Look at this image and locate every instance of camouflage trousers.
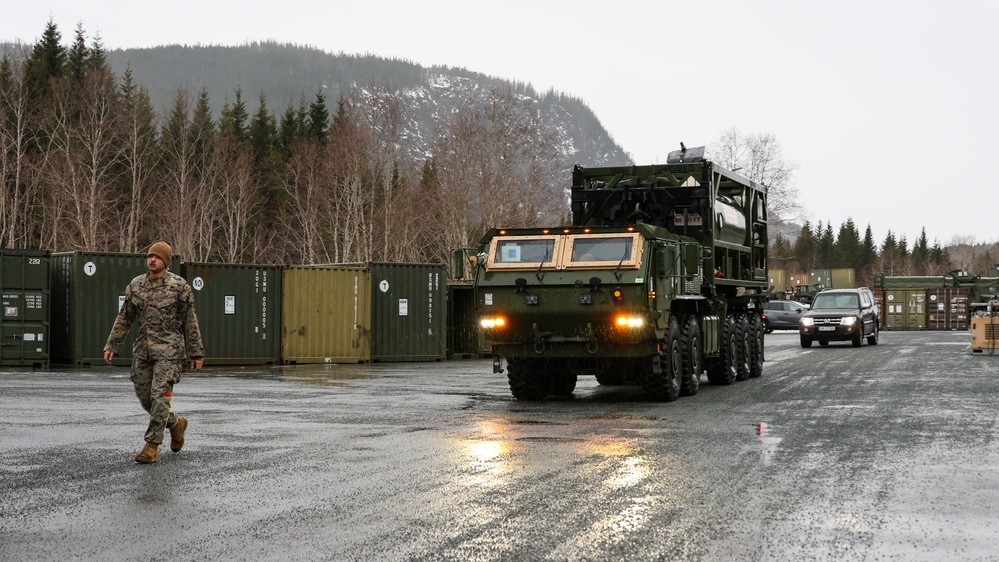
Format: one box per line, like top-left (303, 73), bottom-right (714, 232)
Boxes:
top-left (130, 357), bottom-right (183, 444)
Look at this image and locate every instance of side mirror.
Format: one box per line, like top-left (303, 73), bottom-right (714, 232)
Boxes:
top-left (684, 244), bottom-right (700, 277)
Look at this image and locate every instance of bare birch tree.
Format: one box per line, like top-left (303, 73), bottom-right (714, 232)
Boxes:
top-left (710, 128), bottom-right (801, 225)
top-left (116, 66), bottom-right (159, 251)
top-left (0, 49), bottom-right (39, 248)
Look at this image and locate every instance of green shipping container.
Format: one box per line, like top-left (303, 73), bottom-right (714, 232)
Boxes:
top-left (50, 252), bottom-right (147, 366)
top-left (768, 269), bottom-right (787, 294)
top-left (810, 269), bottom-right (832, 290)
top-left (369, 263), bottom-right (446, 362)
top-left (884, 289), bottom-right (927, 331)
top-left (181, 263), bottom-right (282, 365)
top-left (282, 265), bottom-right (372, 364)
top-left (830, 268), bottom-right (856, 289)
top-left (1, 249), bottom-right (50, 367)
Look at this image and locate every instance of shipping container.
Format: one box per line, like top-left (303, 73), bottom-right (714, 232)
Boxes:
top-left (884, 288), bottom-right (926, 330)
top-left (788, 273), bottom-right (810, 290)
top-left (830, 268), bottom-right (857, 289)
top-left (768, 269), bottom-right (787, 294)
top-left (181, 262), bottom-right (282, 365)
top-left (281, 265), bottom-right (372, 364)
top-left (810, 269), bottom-right (832, 290)
top-left (368, 263), bottom-right (446, 362)
top-left (1, 249), bottom-right (51, 367)
top-left (926, 287), bottom-right (969, 331)
top-left (2, 249), bottom-right (50, 290)
top-left (50, 252), bottom-right (147, 365)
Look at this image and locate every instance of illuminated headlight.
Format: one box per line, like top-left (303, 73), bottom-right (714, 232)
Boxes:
top-left (480, 316), bottom-right (506, 329)
top-left (800, 317), bottom-right (814, 327)
top-left (841, 316), bottom-right (857, 327)
top-left (615, 316), bottom-right (644, 328)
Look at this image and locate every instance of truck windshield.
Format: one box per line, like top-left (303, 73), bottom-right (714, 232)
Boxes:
top-left (570, 237), bottom-right (633, 263)
top-left (494, 239), bottom-right (555, 264)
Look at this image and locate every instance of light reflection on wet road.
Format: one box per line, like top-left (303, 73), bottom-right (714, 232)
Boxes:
top-left (2, 330), bottom-right (996, 560)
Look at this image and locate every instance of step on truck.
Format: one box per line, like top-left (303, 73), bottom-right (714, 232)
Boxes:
top-left (453, 145), bottom-right (769, 400)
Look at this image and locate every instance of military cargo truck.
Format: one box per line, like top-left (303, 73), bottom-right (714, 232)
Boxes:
top-left (453, 145), bottom-right (769, 400)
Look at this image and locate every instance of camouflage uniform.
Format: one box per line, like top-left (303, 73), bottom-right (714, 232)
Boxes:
top-left (104, 271), bottom-right (204, 445)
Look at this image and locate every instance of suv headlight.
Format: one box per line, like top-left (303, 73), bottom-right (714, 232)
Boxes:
top-left (800, 317), bottom-right (814, 327)
top-left (841, 316), bottom-right (857, 327)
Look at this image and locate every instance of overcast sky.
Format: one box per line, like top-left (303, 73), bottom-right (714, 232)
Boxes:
top-left (4, 0), bottom-right (996, 246)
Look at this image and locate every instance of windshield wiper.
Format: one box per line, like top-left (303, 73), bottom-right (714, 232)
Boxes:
top-left (536, 245), bottom-right (550, 282)
top-left (613, 248), bottom-right (628, 281)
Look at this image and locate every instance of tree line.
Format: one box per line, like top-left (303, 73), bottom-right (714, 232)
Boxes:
top-left (1, 21), bottom-right (564, 268)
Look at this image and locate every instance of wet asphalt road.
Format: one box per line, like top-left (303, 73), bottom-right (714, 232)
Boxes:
top-left (2, 330), bottom-right (997, 561)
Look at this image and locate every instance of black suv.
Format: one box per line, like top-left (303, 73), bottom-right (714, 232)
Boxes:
top-left (799, 288), bottom-right (879, 348)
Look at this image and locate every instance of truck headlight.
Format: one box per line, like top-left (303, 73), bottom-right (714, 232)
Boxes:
top-left (615, 316), bottom-right (644, 328)
top-left (841, 316), bottom-right (857, 327)
top-left (480, 316), bottom-right (506, 329)
top-left (800, 317), bottom-right (814, 327)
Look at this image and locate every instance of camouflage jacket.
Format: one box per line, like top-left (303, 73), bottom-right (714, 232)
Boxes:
top-left (104, 271), bottom-right (205, 361)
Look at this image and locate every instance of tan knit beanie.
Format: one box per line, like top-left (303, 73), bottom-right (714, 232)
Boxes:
top-left (147, 241), bottom-right (173, 266)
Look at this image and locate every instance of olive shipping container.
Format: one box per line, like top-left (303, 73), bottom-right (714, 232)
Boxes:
top-left (768, 269), bottom-right (787, 293)
top-left (50, 252), bottom-right (147, 366)
top-left (810, 269), bottom-right (832, 289)
top-left (281, 265), bottom-right (371, 364)
top-left (181, 263), bottom-right (281, 365)
top-left (1, 249), bottom-right (50, 367)
top-left (884, 289), bottom-right (926, 331)
top-left (281, 263), bottom-right (446, 364)
top-left (788, 273), bottom-right (810, 290)
top-left (830, 268), bottom-right (857, 289)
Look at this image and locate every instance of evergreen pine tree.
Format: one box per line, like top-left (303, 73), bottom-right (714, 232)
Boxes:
top-left (834, 218), bottom-right (862, 269)
top-left (307, 89), bottom-right (329, 143)
top-left (67, 24), bottom-right (88, 85)
top-left (24, 19), bottom-right (66, 107)
top-left (793, 221), bottom-right (816, 271)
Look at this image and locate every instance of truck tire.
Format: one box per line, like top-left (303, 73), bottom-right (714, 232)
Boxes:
top-left (707, 315), bottom-right (739, 385)
top-left (735, 314), bottom-right (752, 381)
top-left (800, 335), bottom-right (812, 348)
top-left (507, 358), bottom-right (547, 400)
top-left (679, 315), bottom-right (702, 396)
top-left (642, 318), bottom-right (682, 401)
top-left (748, 313), bottom-right (764, 378)
top-left (549, 371), bottom-right (577, 396)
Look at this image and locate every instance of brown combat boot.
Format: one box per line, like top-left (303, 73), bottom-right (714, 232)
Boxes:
top-left (135, 442), bottom-right (158, 464)
top-left (170, 416), bottom-right (188, 452)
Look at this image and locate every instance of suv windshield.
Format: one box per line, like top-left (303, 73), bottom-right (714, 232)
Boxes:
top-left (811, 293), bottom-right (859, 310)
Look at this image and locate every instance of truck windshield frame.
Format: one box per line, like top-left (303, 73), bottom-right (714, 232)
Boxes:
top-left (563, 233), bottom-right (643, 270)
top-left (486, 235), bottom-right (561, 271)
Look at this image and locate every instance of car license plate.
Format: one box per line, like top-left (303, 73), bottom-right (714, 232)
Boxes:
top-left (818, 326), bottom-right (836, 331)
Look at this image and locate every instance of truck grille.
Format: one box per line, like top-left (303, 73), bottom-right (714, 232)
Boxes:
top-left (813, 318), bottom-right (841, 326)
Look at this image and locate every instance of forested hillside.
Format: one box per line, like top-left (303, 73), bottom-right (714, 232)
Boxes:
top-left (0, 22), bottom-right (627, 270)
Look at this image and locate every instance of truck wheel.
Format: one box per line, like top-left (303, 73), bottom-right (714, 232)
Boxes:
top-left (800, 335), bottom-right (812, 348)
top-left (549, 371), bottom-right (577, 396)
top-left (748, 314), bottom-right (764, 379)
top-left (507, 358), bottom-right (547, 400)
top-left (852, 330), bottom-right (863, 347)
top-left (642, 318), bottom-right (682, 401)
top-left (707, 315), bottom-right (738, 385)
top-left (679, 315), bottom-right (702, 396)
top-left (734, 314), bottom-right (752, 381)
